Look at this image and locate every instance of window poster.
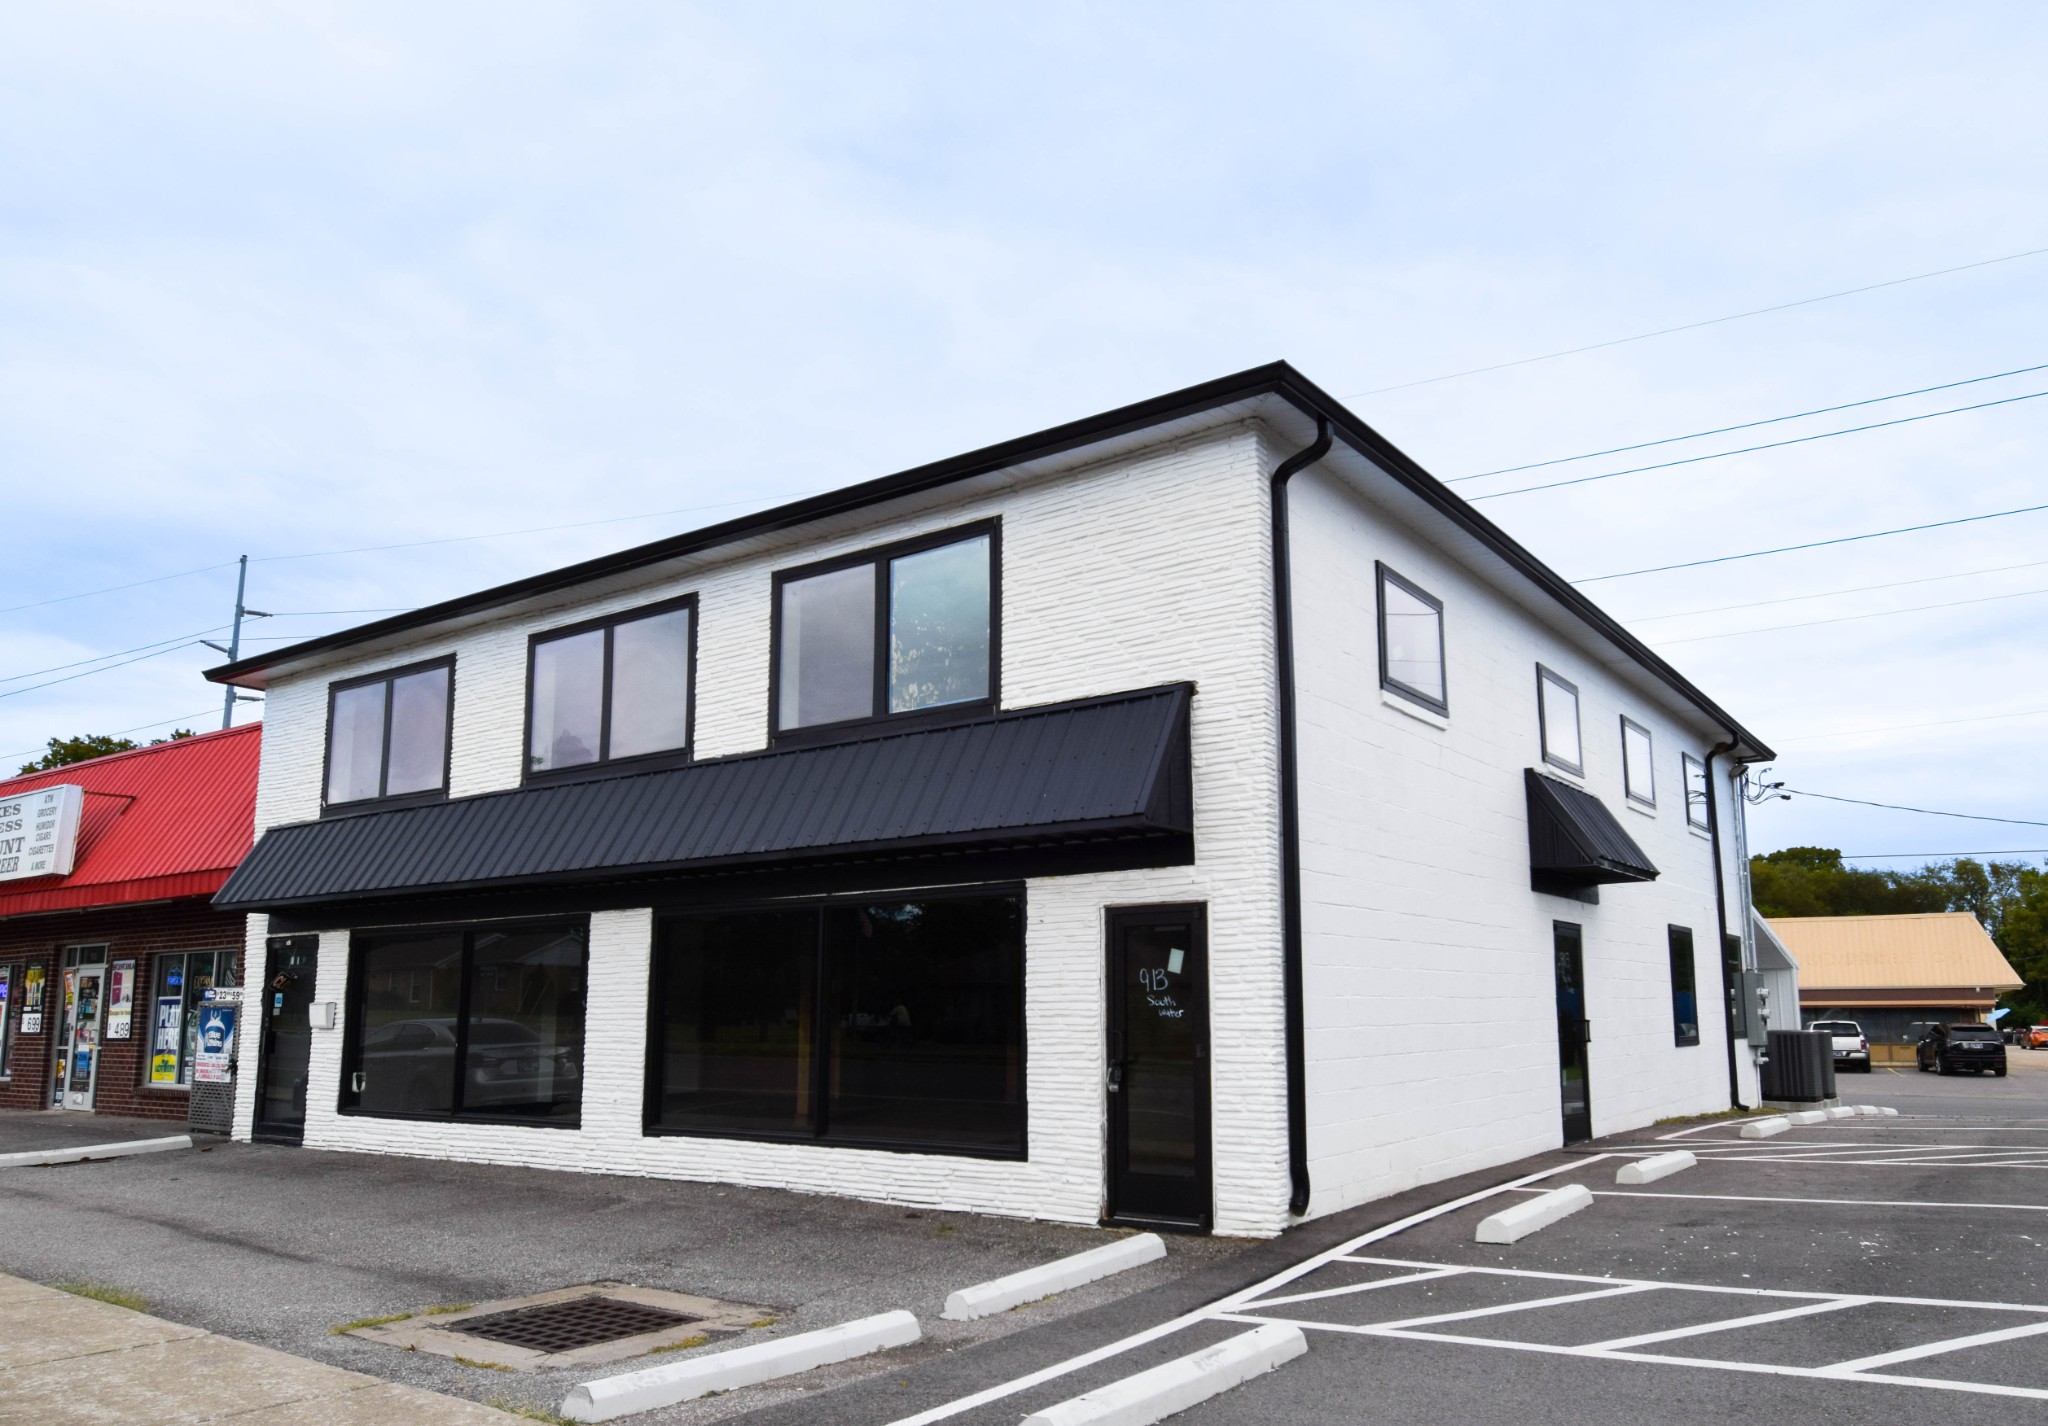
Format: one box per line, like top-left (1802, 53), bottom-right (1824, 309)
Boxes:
top-left (106, 959), bottom-right (135, 1040)
top-left (193, 1004), bottom-right (236, 1084)
top-left (21, 964), bottom-right (43, 1035)
top-left (150, 995), bottom-right (183, 1084)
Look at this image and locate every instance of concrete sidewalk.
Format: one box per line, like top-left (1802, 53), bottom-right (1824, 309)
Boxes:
top-left (0, 1110), bottom-right (207, 1156)
top-left (0, 1274), bottom-right (519, 1425)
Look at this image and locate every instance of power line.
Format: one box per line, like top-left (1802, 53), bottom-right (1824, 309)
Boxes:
top-left (1772, 706), bottom-right (2048, 744)
top-left (0, 706), bottom-right (225, 766)
top-left (1624, 557), bottom-right (2048, 624)
top-left (1453, 361), bottom-right (2048, 481)
top-left (1785, 787), bottom-right (2048, 828)
top-left (1343, 242), bottom-right (2048, 398)
top-left (0, 561), bottom-right (237, 618)
top-left (1468, 388), bottom-right (2048, 502)
top-left (1578, 501), bottom-right (2048, 583)
top-left (0, 641), bottom-right (219, 701)
top-left (0, 626), bottom-right (232, 687)
top-left (1650, 583), bottom-right (2048, 646)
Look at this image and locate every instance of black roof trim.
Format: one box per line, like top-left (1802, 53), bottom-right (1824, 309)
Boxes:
top-left (204, 361), bottom-right (1769, 758)
top-left (1525, 768), bottom-right (1660, 886)
top-left (214, 684), bottom-right (1193, 912)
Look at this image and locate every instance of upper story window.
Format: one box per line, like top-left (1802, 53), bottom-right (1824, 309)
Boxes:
top-left (773, 523), bottom-right (996, 736)
top-left (1683, 753), bottom-right (1711, 830)
top-left (325, 659), bottom-right (453, 807)
top-left (1621, 717), bottom-right (1655, 807)
top-left (1536, 665), bottom-right (1581, 775)
top-left (527, 597), bottom-right (695, 776)
top-left (1376, 563), bottom-right (1446, 714)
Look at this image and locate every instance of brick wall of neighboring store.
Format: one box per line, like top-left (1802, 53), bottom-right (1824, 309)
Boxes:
top-left (0, 900), bottom-right (247, 1119)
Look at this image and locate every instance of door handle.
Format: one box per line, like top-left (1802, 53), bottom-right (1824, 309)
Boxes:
top-left (1582, 1019), bottom-right (1592, 1044)
top-left (1106, 1064), bottom-right (1123, 1094)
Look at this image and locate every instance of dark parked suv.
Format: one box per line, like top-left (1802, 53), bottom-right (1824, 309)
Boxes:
top-left (1917, 1022), bottom-right (2009, 1077)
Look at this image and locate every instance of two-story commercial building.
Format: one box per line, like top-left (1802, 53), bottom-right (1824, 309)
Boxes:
top-left (208, 364), bottom-right (1771, 1236)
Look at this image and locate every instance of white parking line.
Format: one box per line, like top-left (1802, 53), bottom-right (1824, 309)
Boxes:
top-left (1507, 1186), bottom-right (2048, 1214)
top-left (1247, 1267), bottom-right (1462, 1311)
top-left (1371, 1284), bottom-right (1654, 1332)
top-left (1824, 1319), bottom-right (2048, 1375)
top-left (1582, 1297), bottom-right (1865, 1351)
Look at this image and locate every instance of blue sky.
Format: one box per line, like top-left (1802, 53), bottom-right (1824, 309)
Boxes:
top-left (4, 3), bottom-right (2045, 866)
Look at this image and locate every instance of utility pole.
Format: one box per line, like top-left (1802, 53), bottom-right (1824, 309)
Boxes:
top-left (204, 556), bottom-right (269, 730)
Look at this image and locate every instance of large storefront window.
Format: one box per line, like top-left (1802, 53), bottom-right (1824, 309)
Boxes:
top-left (651, 893), bottom-right (1024, 1156)
top-left (149, 950), bottom-right (239, 1088)
top-left (343, 921), bottom-right (587, 1125)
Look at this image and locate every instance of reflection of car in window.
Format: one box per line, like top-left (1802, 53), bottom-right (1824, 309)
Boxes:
top-left (359, 1017), bottom-right (580, 1113)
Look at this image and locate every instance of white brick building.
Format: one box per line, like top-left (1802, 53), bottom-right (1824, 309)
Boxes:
top-left (211, 365), bottom-right (1772, 1236)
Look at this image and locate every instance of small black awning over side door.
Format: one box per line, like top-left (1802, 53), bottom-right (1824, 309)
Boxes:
top-left (1526, 768), bottom-right (1658, 903)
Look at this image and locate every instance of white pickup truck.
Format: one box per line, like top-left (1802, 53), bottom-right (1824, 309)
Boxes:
top-left (1808, 1019), bottom-right (1870, 1073)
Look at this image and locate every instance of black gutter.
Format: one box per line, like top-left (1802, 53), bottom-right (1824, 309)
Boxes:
top-left (1271, 416), bottom-right (1331, 1218)
top-left (1703, 739), bottom-right (1747, 1111)
top-left (196, 363), bottom-right (1771, 759)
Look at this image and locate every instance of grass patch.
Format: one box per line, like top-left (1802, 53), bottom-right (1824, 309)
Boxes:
top-left (455, 1355), bottom-right (513, 1372)
top-left (748, 1317), bottom-right (777, 1329)
top-left (329, 1312), bottom-right (413, 1335)
top-left (646, 1333), bottom-right (710, 1356)
top-left (1652, 1106), bottom-right (1765, 1126)
top-left (486, 1397), bottom-right (575, 1424)
top-left (424, 1302), bottom-right (473, 1315)
top-left (54, 1282), bottom-right (151, 1313)
top-left (932, 1223), bottom-right (957, 1237)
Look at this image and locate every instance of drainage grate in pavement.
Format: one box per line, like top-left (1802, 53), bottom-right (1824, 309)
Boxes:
top-left (454, 1296), bottom-right (700, 1354)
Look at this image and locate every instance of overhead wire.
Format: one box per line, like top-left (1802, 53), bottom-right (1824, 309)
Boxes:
top-left (1784, 788), bottom-right (2048, 828)
top-left (1452, 360), bottom-right (2048, 481)
top-left (0, 626), bottom-right (232, 687)
top-left (1838, 850), bottom-right (2048, 860)
top-left (0, 641), bottom-right (224, 701)
top-left (1469, 387), bottom-right (2048, 501)
top-left (1578, 501), bottom-right (2048, 582)
top-left (1649, 583), bottom-right (2048, 646)
top-left (1622, 557), bottom-right (2048, 624)
top-left (1343, 242), bottom-right (2048, 398)
top-left (1771, 706), bottom-right (2048, 744)
top-left (0, 707), bottom-right (224, 767)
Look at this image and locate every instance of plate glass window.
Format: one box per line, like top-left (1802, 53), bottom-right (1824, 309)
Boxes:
top-left (652, 893), bottom-right (1024, 1156)
top-left (528, 601), bottom-right (693, 774)
top-left (1667, 927), bottom-right (1699, 1046)
top-left (1376, 565), bottom-right (1446, 713)
top-left (149, 950), bottom-right (239, 1088)
top-left (325, 663), bottom-right (451, 805)
top-left (1621, 718), bottom-right (1655, 806)
top-left (0, 964), bottom-right (12, 1076)
top-left (344, 921), bottom-right (586, 1125)
top-left (776, 529), bottom-right (992, 733)
top-left (1537, 666), bottom-right (1582, 774)
top-left (1683, 754), bottom-right (1711, 830)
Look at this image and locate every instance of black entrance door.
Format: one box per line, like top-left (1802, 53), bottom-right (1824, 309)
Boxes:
top-left (254, 934), bottom-right (317, 1144)
top-left (1106, 906), bottom-right (1210, 1231)
top-left (1554, 921), bottom-right (1591, 1143)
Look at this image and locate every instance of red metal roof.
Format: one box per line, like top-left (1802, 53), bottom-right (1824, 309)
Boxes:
top-left (0, 724), bottom-right (259, 918)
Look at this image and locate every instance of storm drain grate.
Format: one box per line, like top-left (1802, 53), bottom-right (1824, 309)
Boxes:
top-left (453, 1297), bottom-right (700, 1354)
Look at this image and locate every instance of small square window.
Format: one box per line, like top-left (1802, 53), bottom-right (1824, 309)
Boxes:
top-left (1683, 753), bottom-right (1711, 831)
top-left (1621, 717), bottom-right (1655, 807)
top-left (1537, 666), bottom-right (1582, 774)
top-left (527, 598), bottom-right (695, 776)
top-left (324, 660), bottom-right (453, 807)
top-left (1376, 564), bottom-right (1447, 714)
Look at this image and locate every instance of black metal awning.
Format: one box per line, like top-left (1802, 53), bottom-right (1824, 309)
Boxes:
top-left (216, 685), bottom-right (1192, 913)
top-left (1525, 768), bottom-right (1658, 900)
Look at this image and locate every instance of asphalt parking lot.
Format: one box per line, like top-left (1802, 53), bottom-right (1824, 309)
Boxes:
top-left (768, 1055), bottom-right (2048, 1426)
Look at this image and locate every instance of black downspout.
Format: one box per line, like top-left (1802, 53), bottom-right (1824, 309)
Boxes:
top-left (1272, 416), bottom-right (1332, 1217)
top-left (1703, 739), bottom-right (1747, 1111)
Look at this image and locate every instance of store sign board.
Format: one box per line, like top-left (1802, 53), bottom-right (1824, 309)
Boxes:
top-left (193, 1005), bottom-right (236, 1084)
top-left (0, 784), bottom-right (85, 881)
top-left (106, 959), bottom-right (135, 1040)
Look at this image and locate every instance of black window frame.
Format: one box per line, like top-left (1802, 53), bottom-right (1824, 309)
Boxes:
top-left (1620, 716), bottom-right (1656, 808)
top-left (644, 883), bottom-right (1027, 1160)
top-left (1375, 562), bottom-right (1448, 716)
top-left (1536, 664), bottom-right (1583, 776)
top-left (338, 915), bottom-right (590, 1130)
top-left (1667, 926), bottom-right (1700, 1047)
top-left (320, 655), bottom-right (456, 815)
top-left (767, 519), bottom-right (1001, 745)
top-left (1683, 752), bottom-right (1711, 831)
top-left (522, 593), bottom-right (699, 785)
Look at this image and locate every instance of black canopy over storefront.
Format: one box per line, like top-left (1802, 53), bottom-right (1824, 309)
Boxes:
top-left (1525, 767), bottom-right (1658, 903)
top-left (217, 684), bottom-right (1194, 920)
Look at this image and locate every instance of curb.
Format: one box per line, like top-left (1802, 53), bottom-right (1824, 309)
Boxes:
top-left (1475, 1184), bottom-right (1592, 1244)
top-left (0, 1135), bottom-right (193, 1169)
top-left (1020, 1322), bottom-right (1307, 1426)
top-left (1616, 1150), bottom-right (1696, 1185)
top-left (1739, 1117), bottom-right (1789, 1139)
top-left (560, 1310), bottom-right (921, 1422)
top-left (944, 1235), bottom-right (1167, 1321)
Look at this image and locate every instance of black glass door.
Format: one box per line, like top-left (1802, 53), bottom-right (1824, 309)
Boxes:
top-left (1554, 921), bottom-right (1591, 1144)
top-left (1106, 906), bottom-right (1210, 1230)
top-left (255, 935), bottom-right (317, 1144)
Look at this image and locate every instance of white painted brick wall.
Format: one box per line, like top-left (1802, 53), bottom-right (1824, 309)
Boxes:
top-left (1287, 461), bottom-right (1756, 1216)
top-left (232, 421), bottom-right (1294, 1234)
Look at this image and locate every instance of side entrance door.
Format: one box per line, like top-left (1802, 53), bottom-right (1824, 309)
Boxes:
top-left (1554, 921), bottom-right (1592, 1143)
top-left (254, 935), bottom-right (318, 1144)
top-left (1106, 905), bottom-right (1211, 1231)
top-left (53, 956), bottom-right (107, 1111)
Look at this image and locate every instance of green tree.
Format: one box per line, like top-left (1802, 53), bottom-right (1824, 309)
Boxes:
top-left (18, 733), bottom-right (138, 775)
